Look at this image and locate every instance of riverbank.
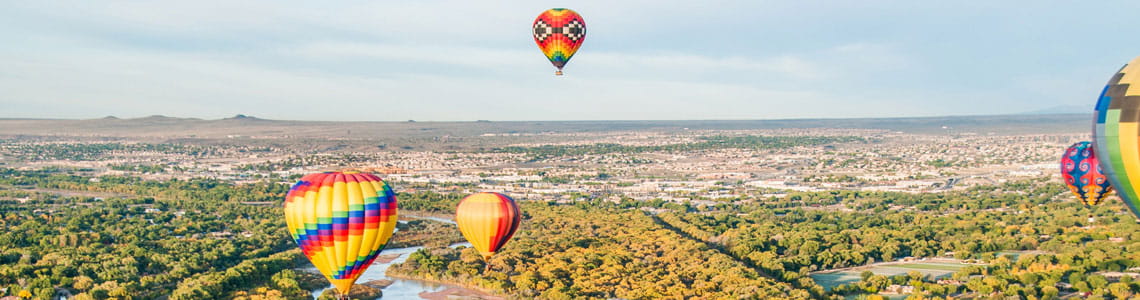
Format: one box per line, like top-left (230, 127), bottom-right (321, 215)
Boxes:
top-left (387, 213), bottom-right (465, 249)
top-left (402, 212), bottom-right (456, 222)
top-left (302, 212), bottom-right (473, 298)
top-left (385, 273), bottom-right (505, 300)
top-left (306, 242), bottom-right (479, 299)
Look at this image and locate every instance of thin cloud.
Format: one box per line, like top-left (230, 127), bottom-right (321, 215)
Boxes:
top-left (2, 1), bottom-right (1139, 120)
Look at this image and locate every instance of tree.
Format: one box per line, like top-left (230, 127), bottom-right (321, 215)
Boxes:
top-left (1107, 282), bottom-right (1133, 299)
top-left (73, 275), bottom-right (94, 291)
top-left (1088, 275), bottom-right (1109, 290)
top-left (1018, 272), bottom-right (1039, 286)
top-left (1040, 286), bottom-right (1059, 300)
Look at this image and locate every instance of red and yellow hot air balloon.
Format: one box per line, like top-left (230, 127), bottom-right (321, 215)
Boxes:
top-left (533, 8), bottom-right (586, 75)
top-left (284, 172), bottom-right (398, 298)
top-left (455, 192), bottom-right (521, 261)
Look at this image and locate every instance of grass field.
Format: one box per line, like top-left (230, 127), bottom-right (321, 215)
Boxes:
top-left (811, 262), bottom-right (968, 289)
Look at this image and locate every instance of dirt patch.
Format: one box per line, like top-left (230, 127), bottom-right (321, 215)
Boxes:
top-left (373, 253), bottom-right (402, 264)
top-left (418, 287), bottom-right (503, 300)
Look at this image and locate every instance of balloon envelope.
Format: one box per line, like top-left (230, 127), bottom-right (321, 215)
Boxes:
top-left (533, 8), bottom-right (586, 75)
top-left (1094, 55), bottom-right (1140, 217)
top-left (284, 172), bottom-right (398, 294)
top-left (1061, 141), bottom-right (1112, 205)
top-left (455, 192), bottom-right (521, 259)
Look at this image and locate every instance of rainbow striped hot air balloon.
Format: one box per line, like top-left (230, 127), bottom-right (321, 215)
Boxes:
top-left (1094, 55), bottom-right (1140, 218)
top-left (455, 192), bottom-right (521, 261)
top-left (533, 8), bottom-right (586, 75)
top-left (284, 172), bottom-right (398, 297)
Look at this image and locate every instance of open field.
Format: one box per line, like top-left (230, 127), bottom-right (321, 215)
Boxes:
top-left (812, 261), bottom-right (970, 289)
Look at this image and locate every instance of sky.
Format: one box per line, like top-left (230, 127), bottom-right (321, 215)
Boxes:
top-left (2, 1), bottom-right (1139, 121)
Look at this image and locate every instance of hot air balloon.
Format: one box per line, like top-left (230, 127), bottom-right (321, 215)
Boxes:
top-left (1061, 141), bottom-right (1112, 205)
top-left (533, 8), bottom-right (586, 75)
top-left (1094, 55), bottom-right (1140, 218)
top-left (455, 192), bottom-right (521, 264)
top-left (284, 172), bottom-right (398, 298)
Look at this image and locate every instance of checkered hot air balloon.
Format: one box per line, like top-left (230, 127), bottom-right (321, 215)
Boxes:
top-left (455, 192), bottom-right (521, 263)
top-left (1061, 141), bottom-right (1113, 206)
top-left (284, 172), bottom-right (398, 297)
top-left (533, 8), bottom-right (586, 75)
top-left (1094, 55), bottom-right (1140, 218)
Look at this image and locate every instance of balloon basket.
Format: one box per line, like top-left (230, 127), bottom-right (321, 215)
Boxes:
top-left (555, 70), bottom-right (563, 76)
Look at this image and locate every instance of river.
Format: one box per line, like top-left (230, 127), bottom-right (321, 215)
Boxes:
top-left (305, 243), bottom-right (472, 299)
top-left (403, 215), bottom-right (456, 224)
top-left (307, 215), bottom-right (471, 299)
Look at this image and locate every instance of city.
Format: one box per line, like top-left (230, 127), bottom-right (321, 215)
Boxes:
top-left (2, 114), bottom-right (1132, 299)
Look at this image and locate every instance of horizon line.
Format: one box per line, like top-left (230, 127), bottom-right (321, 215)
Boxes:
top-left (0, 112), bottom-right (1090, 123)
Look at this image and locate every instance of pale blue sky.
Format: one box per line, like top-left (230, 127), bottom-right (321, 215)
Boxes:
top-left (2, 1), bottom-right (1138, 121)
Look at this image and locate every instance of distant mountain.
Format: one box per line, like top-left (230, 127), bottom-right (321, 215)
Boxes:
top-left (1020, 105), bottom-right (1091, 115)
top-left (226, 114), bottom-right (261, 120)
top-left (137, 115), bottom-right (172, 120)
top-left (131, 115), bottom-right (202, 121)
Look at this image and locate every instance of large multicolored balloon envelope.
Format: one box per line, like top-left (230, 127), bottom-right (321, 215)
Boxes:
top-left (284, 172), bottom-right (398, 296)
top-left (1094, 55), bottom-right (1140, 218)
top-left (455, 192), bottom-right (521, 260)
top-left (533, 8), bottom-right (586, 75)
top-left (1061, 141), bottom-right (1113, 205)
